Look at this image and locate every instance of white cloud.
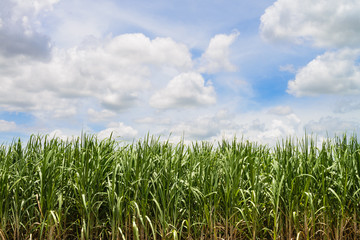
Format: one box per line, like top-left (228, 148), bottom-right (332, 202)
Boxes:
top-left (0, 33), bottom-right (193, 114)
top-left (0, 120), bottom-right (17, 132)
top-left (87, 108), bottom-right (117, 123)
top-left (261, 0), bottom-right (360, 98)
top-left (97, 122), bottom-right (138, 140)
top-left (268, 106), bottom-right (293, 115)
top-left (258, 113), bottom-right (301, 142)
top-left (333, 97), bottom-right (360, 113)
top-left (170, 109), bottom-right (237, 140)
top-left (0, 0), bottom-right (59, 59)
top-left (135, 117), bottom-right (171, 125)
top-left (304, 116), bottom-right (360, 136)
top-left (103, 33), bottom-right (192, 70)
top-left (260, 0), bottom-right (360, 48)
top-left (203, 110), bottom-right (304, 146)
top-left (176, 112), bottom-right (302, 146)
top-left (171, 118), bottom-right (219, 140)
top-left (150, 72), bottom-right (216, 109)
top-left (198, 32), bottom-right (239, 73)
top-left (287, 49), bottom-right (360, 96)
top-left (48, 129), bottom-right (78, 141)
top-left (259, 120), bottom-right (289, 140)
top-left (52, 106), bottom-right (77, 119)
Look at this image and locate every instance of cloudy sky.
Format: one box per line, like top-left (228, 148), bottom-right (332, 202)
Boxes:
top-left (1, 0), bottom-right (360, 144)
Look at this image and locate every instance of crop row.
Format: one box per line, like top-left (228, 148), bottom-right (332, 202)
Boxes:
top-left (0, 134), bottom-right (359, 239)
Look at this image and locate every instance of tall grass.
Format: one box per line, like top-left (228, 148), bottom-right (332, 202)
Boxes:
top-left (0, 133), bottom-right (359, 239)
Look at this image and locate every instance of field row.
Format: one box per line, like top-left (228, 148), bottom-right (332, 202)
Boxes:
top-left (0, 134), bottom-right (359, 239)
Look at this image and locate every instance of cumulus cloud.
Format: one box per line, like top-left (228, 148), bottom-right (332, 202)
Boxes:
top-left (170, 110), bottom-right (235, 140)
top-left (167, 110), bottom-right (303, 145)
top-left (0, 0), bottom-right (59, 59)
top-left (201, 112), bottom-right (303, 145)
top-left (258, 113), bottom-right (301, 141)
top-left (87, 108), bottom-right (117, 123)
top-left (0, 29), bottom-right (51, 59)
top-left (0, 120), bottom-right (17, 132)
top-left (260, 0), bottom-right (360, 48)
top-left (171, 118), bottom-right (219, 140)
top-left (1, 0), bottom-right (244, 141)
top-left (150, 72), bottom-right (216, 109)
top-left (304, 116), bottom-right (360, 136)
top-left (261, 0), bottom-right (360, 97)
top-left (0, 33), bottom-right (193, 114)
top-left (97, 122), bottom-right (138, 140)
top-left (48, 129), bottom-right (79, 141)
top-left (198, 31), bottom-right (239, 73)
top-left (1, 2), bottom-right (236, 119)
top-left (287, 49), bottom-right (360, 96)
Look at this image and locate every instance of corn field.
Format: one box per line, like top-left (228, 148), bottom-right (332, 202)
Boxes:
top-left (0, 134), bottom-right (359, 239)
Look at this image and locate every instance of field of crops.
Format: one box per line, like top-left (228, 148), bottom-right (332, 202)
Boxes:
top-left (0, 134), bottom-right (359, 239)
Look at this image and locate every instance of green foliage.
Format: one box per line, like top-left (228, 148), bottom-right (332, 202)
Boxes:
top-left (0, 133), bottom-right (359, 239)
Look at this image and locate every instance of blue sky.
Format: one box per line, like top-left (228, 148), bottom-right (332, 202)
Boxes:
top-left (1, 0), bottom-right (360, 144)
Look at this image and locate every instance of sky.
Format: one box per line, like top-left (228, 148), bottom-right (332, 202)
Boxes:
top-left (1, 0), bottom-right (360, 145)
